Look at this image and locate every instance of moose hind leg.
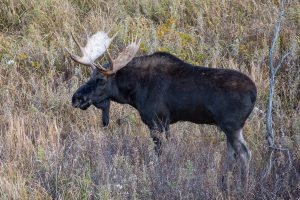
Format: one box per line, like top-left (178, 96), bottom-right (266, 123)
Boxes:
top-left (227, 129), bottom-right (251, 190)
top-left (222, 141), bottom-right (237, 193)
top-left (237, 129), bottom-right (251, 188)
top-left (148, 118), bottom-right (169, 156)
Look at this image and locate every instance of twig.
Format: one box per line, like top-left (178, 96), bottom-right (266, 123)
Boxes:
top-left (274, 52), bottom-right (291, 74)
top-left (260, 144), bottom-right (293, 191)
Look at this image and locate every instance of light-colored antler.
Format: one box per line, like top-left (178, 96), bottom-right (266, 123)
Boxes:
top-left (66, 31), bottom-right (117, 71)
top-left (67, 31), bottom-right (140, 74)
top-left (103, 37), bottom-right (141, 75)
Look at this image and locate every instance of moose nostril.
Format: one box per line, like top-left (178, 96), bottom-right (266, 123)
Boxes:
top-left (72, 93), bottom-right (83, 107)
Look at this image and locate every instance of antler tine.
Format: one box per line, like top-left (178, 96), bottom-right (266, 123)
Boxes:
top-left (71, 32), bottom-right (84, 54)
top-left (102, 31), bottom-right (118, 71)
top-left (106, 49), bottom-right (114, 71)
top-left (130, 35), bottom-right (140, 45)
top-left (65, 47), bottom-right (74, 61)
top-left (65, 47), bottom-right (87, 65)
top-left (134, 35), bottom-right (138, 43)
top-left (65, 33), bottom-right (85, 65)
top-left (65, 47), bottom-right (72, 57)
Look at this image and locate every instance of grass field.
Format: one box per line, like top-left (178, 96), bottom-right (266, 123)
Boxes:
top-left (0, 0), bottom-right (300, 199)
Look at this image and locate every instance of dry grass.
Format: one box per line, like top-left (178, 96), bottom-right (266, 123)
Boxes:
top-left (0, 0), bottom-right (300, 199)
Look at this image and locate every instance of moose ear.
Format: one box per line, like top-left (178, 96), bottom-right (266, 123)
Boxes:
top-left (99, 62), bottom-right (112, 80)
top-left (92, 67), bottom-right (110, 81)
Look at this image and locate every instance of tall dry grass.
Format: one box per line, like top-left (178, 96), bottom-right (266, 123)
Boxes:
top-left (0, 0), bottom-right (300, 199)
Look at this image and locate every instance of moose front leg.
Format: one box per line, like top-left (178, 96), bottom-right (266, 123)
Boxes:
top-left (94, 99), bottom-right (110, 126)
top-left (101, 102), bottom-right (110, 126)
top-left (150, 129), bottom-right (163, 156)
top-left (148, 120), bottom-right (170, 156)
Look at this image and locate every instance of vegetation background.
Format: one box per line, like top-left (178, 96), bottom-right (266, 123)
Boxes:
top-left (0, 0), bottom-right (299, 199)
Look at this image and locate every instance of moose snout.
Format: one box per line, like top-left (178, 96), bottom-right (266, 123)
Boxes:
top-left (72, 93), bottom-right (84, 108)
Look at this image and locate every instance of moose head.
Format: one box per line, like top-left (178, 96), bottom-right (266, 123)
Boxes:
top-left (66, 31), bottom-right (140, 111)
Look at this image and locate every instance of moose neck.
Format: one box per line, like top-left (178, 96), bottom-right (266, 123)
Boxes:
top-left (108, 68), bottom-right (141, 109)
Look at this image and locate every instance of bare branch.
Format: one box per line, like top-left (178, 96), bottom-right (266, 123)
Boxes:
top-left (262, 0), bottom-right (296, 189)
top-left (266, 0), bottom-right (288, 148)
top-left (269, 7), bottom-right (284, 71)
top-left (274, 51), bottom-right (291, 74)
top-left (260, 145), bottom-right (293, 187)
top-left (260, 149), bottom-right (274, 180)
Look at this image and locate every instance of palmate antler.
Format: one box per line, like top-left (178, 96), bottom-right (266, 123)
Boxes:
top-left (66, 31), bottom-right (116, 70)
top-left (104, 37), bottom-right (141, 75)
top-left (66, 31), bottom-right (140, 75)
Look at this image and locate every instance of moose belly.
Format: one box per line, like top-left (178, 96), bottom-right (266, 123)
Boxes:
top-left (169, 105), bottom-right (216, 125)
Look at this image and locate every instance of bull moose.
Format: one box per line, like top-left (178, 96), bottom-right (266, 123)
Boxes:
top-left (67, 31), bottom-right (257, 187)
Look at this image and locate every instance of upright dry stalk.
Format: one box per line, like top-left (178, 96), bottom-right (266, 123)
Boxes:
top-left (266, 0), bottom-right (290, 147)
